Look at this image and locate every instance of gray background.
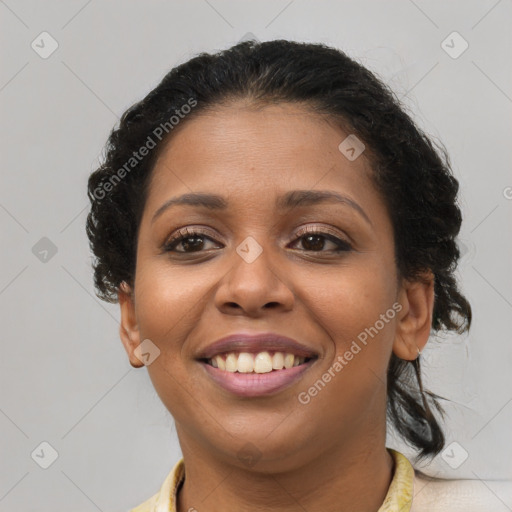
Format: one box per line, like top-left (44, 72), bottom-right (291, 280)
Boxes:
top-left (1, 0), bottom-right (511, 510)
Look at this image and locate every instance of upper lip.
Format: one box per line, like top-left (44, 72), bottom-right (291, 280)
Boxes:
top-left (196, 332), bottom-right (319, 360)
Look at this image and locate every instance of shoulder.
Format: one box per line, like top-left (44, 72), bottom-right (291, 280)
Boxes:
top-left (126, 458), bottom-right (185, 512)
top-left (411, 471), bottom-right (512, 512)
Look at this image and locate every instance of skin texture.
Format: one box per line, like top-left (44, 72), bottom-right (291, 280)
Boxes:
top-left (118, 102), bottom-right (434, 512)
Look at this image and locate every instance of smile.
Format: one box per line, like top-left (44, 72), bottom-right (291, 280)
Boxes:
top-left (200, 352), bottom-right (317, 397)
top-left (206, 350), bottom-right (312, 373)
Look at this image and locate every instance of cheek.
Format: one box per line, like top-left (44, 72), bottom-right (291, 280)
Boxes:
top-left (296, 259), bottom-right (397, 355)
top-left (294, 266), bottom-right (397, 434)
top-left (134, 261), bottom-right (211, 341)
top-left (132, 258), bottom-right (229, 415)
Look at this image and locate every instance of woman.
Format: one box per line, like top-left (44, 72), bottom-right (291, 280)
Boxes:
top-left (85, 39), bottom-right (494, 511)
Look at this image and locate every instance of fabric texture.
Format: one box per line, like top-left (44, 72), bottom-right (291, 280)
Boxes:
top-left (411, 471), bottom-right (512, 512)
top-left (128, 449), bottom-right (512, 511)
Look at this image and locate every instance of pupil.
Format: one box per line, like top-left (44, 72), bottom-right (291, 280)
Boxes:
top-left (183, 236), bottom-right (204, 251)
top-left (180, 234), bottom-right (327, 252)
top-left (303, 234), bottom-right (324, 251)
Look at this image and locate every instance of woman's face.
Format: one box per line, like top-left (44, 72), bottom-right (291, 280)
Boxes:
top-left (120, 101), bottom-right (418, 470)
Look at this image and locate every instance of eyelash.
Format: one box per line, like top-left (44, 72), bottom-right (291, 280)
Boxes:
top-left (162, 226), bottom-right (352, 254)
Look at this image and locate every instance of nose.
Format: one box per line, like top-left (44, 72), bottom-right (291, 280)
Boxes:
top-left (214, 239), bottom-right (295, 317)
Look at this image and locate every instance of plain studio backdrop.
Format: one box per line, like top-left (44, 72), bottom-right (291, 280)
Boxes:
top-left (1, 1), bottom-right (511, 511)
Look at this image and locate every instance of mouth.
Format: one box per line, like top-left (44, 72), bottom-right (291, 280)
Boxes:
top-left (200, 350), bottom-right (315, 373)
top-left (196, 332), bottom-right (319, 397)
top-left (198, 351), bottom-right (318, 397)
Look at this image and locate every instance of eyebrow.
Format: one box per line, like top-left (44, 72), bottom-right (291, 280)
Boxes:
top-left (151, 189), bottom-right (372, 226)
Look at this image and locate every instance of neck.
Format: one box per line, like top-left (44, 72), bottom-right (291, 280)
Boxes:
top-left (175, 429), bottom-right (394, 512)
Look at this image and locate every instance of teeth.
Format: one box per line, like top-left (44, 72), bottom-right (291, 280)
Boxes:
top-left (225, 353), bottom-right (238, 372)
top-left (272, 352), bottom-right (284, 369)
top-left (208, 351), bottom-right (307, 373)
top-left (214, 355), bottom-right (225, 370)
top-left (237, 352), bottom-right (254, 373)
top-left (284, 353), bottom-right (295, 369)
top-left (254, 352), bottom-right (273, 373)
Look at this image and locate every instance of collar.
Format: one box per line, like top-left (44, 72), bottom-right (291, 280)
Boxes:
top-left (130, 449), bottom-right (414, 512)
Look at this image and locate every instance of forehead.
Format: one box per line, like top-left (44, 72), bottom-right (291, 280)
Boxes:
top-left (144, 102), bottom-right (381, 220)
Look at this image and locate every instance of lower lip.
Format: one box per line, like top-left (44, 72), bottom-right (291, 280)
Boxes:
top-left (200, 360), bottom-right (315, 397)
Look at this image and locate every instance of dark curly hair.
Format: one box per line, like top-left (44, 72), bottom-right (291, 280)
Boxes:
top-left (86, 39), bottom-right (472, 460)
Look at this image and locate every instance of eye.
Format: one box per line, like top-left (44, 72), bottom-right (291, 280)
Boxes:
top-left (289, 226), bottom-right (352, 252)
top-left (163, 227), bottom-right (223, 253)
top-left (162, 225), bottom-right (352, 255)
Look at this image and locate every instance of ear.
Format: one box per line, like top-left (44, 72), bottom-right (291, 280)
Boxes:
top-left (118, 281), bottom-right (144, 368)
top-left (393, 271), bottom-right (435, 361)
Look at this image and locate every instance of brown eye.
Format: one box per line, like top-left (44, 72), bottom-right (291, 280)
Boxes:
top-left (163, 228), bottom-right (222, 253)
top-left (291, 227), bottom-right (352, 252)
top-left (300, 234), bottom-right (330, 251)
top-left (172, 234), bottom-right (207, 252)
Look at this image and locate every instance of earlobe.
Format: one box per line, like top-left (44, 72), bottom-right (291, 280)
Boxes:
top-left (118, 281), bottom-right (144, 368)
top-left (392, 272), bottom-right (435, 361)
